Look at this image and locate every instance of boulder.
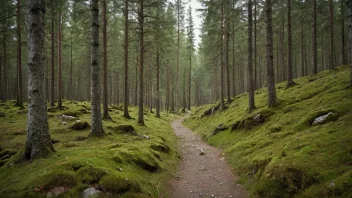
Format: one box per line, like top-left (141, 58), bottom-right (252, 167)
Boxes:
top-left (312, 112), bottom-right (339, 125)
top-left (109, 125), bottom-right (137, 135)
top-left (212, 123), bottom-right (228, 135)
top-left (59, 115), bottom-right (78, 122)
top-left (82, 187), bottom-right (101, 198)
top-left (71, 121), bottom-right (90, 130)
top-left (253, 114), bottom-right (265, 123)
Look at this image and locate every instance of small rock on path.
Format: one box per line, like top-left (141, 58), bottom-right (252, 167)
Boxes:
top-left (168, 113), bottom-right (248, 198)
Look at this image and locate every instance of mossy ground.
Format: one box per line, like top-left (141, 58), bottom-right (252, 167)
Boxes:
top-left (184, 66), bottom-right (352, 198)
top-left (0, 101), bottom-right (179, 197)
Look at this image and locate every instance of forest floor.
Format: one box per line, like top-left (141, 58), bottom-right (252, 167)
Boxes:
top-left (184, 65), bottom-right (352, 197)
top-left (168, 113), bottom-right (248, 198)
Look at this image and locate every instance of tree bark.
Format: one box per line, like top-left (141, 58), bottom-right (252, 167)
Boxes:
top-left (247, 0), bottom-right (256, 112)
top-left (341, 0), bottom-right (347, 65)
top-left (57, 5), bottom-right (62, 109)
top-left (286, 0), bottom-right (295, 87)
top-left (265, 0), bottom-right (277, 107)
top-left (312, 0), bottom-right (318, 74)
top-left (348, 0), bottom-right (352, 86)
top-left (225, 1), bottom-right (231, 104)
top-left (16, 0), bottom-right (24, 108)
top-left (69, 39), bottom-right (73, 100)
top-left (138, 0), bottom-right (145, 125)
top-left (102, 0), bottom-right (110, 119)
top-left (25, 0), bottom-right (55, 160)
top-left (50, 0), bottom-right (55, 107)
top-left (254, 0), bottom-right (257, 89)
top-left (123, 0), bottom-right (131, 118)
top-left (3, 32), bottom-right (7, 102)
top-left (89, 0), bottom-right (104, 137)
top-left (220, 1), bottom-right (225, 110)
top-left (329, 0), bottom-right (335, 69)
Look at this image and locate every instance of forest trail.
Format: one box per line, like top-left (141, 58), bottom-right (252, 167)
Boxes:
top-left (168, 113), bottom-right (248, 198)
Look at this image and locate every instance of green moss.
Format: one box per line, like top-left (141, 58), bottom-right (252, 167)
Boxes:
top-left (184, 65), bottom-right (352, 197)
top-left (99, 174), bottom-right (141, 194)
top-left (76, 166), bottom-right (107, 184)
top-left (0, 102), bottom-right (178, 197)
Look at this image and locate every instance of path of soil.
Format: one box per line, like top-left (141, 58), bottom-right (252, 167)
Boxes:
top-left (168, 113), bottom-right (248, 198)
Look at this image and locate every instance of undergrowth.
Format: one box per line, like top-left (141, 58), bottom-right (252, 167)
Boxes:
top-left (184, 66), bottom-right (352, 198)
top-left (0, 101), bottom-right (178, 197)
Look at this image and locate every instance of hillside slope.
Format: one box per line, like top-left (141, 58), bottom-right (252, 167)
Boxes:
top-left (0, 102), bottom-right (178, 197)
top-left (184, 66), bottom-right (352, 197)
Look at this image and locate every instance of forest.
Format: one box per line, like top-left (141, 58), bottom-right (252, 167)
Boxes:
top-left (0, 0), bottom-right (351, 197)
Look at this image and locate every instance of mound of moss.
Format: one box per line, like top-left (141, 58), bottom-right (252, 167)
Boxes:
top-left (184, 66), bottom-right (352, 197)
top-left (0, 101), bottom-right (178, 197)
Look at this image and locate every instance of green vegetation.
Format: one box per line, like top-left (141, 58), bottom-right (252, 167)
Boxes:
top-left (0, 101), bottom-right (178, 197)
top-left (184, 66), bottom-right (352, 197)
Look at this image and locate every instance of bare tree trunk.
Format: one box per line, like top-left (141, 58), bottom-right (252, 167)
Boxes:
top-left (265, 0), bottom-right (277, 107)
top-left (135, 50), bottom-right (138, 106)
top-left (102, 0), bottom-right (110, 119)
top-left (25, 0), bottom-right (55, 160)
top-left (89, 0), bottom-right (104, 137)
top-left (123, 0), bottom-right (131, 119)
top-left (232, 1), bottom-right (236, 97)
top-left (286, 0), bottom-right (295, 87)
top-left (69, 39), bottom-right (73, 100)
top-left (300, 10), bottom-right (304, 77)
top-left (220, 1), bottom-right (225, 110)
top-left (247, 0), bottom-right (256, 112)
top-left (50, 0), bottom-right (55, 106)
top-left (329, 0), bottom-right (335, 69)
top-left (348, 0), bottom-right (352, 86)
top-left (312, 0), bottom-right (318, 74)
top-left (16, 0), bottom-right (24, 108)
top-left (176, 0), bottom-right (181, 112)
top-left (225, 1), bottom-right (231, 103)
top-left (341, 0), bottom-right (347, 65)
top-left (57, 6), bottom-right (62, 109)
top-left (0, 54), bottom-right (2, 101)
top-left (254, 0), bottom-right (257, 89)
top-left (138, 0), bottom-right (145, 125)
top-left (3, 32), bottom-right (7, 102)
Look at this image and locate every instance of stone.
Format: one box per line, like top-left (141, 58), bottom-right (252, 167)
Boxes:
top-left (199, 148), bottom-right (206, 155)
top-left (253, 114), bottom-right (265, 123)
top-left (59, 114), bottom-right (78, 122)
top-left (83, 187), bottom-right (101, 198)
top-left (71, 121), bottom-right (90, 130)
top-left (312, 112), bottom-right (339, 125)
top-left (61, 121), bottom-right (68, 125)
top-left (212, 123), bottom-right (228, 135)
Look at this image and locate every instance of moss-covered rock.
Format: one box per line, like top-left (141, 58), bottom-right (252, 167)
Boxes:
top-left (71, 121), bottom-right (90, 130)
top-left (108, 125), bottom-right (137, 135)
top-left (150, 142), bottom-right (170, 153)
top-left (99, 174), bottom-right (141, 194)
top-left (76, 166), bottom-right (107, 184)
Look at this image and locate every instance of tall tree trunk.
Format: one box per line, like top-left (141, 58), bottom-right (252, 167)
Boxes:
top-left (348, 0), bottom-right (352, 86)
top-left (57, 6), bottom-right (62, 109)
top-left (135, 50), bottom-right (138, 106)
top-left (254, 0), bottom-right (257, 89)
top-left (247, 0), bottom-right (256, 112)
top-left (341, 0), bottom-right (347, 65)
top-left (225, 1), bottom-right (231, 103)
top-left (123, 0), bottom-right (131, 119)
top-left (138, 1), bottom-right (145, 125)
top-left (265, 0), bottom-right (277, 107)
top-left (329, 0), bottom-right (335, 69)
top-left (50, 0), bottom-right (55, 106)
top-left (16, 0), bottom-right (24, 108)
top-left (188, 48), bottom-right (192, 110)
top-left (90, 0), bottom-right (104, 137)
top-left (69, 39), bottom-right (73, 100)
top-left (232, 1), bottom-right (236, 97)
top-left (102, 0), bottom-right (110, 119)
top-left (286, 0), bottom-right (295, 87)
top-left (300, 10), bottom-right (304, 77)
top-left (0, 54), bottom-right (2, 101)
top-left (25, 0), bottom-right (55, 160)
top-left (176, 0), bottom-right (180, 112)
top-left (3, 33), bottom-right (7, 102)
top-left (220, 1), bottom-right (225, 110)
top-left (312, 0), bottom-right (318, 74)
top-left (156, 48), bottom-right (160, 117)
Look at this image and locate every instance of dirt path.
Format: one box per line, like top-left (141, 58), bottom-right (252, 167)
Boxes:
top-left (168, 113), bottom-right (248, 198)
